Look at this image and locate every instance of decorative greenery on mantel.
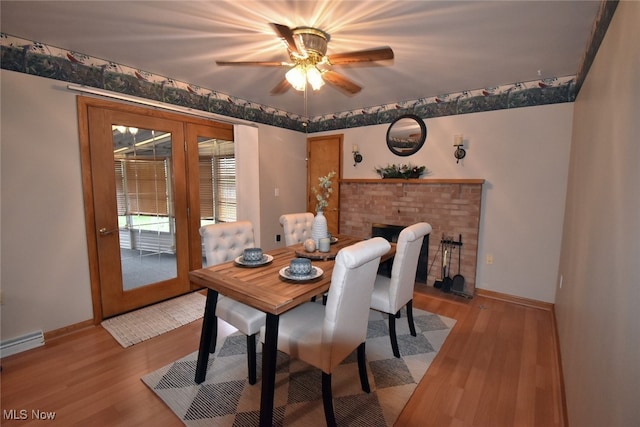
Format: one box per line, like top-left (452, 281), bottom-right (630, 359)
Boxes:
top-left (375, 163), bottom-right (428, 179)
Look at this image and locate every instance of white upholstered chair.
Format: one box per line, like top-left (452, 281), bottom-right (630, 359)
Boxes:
top-left (370, 222), bottom-right (432, 358)
top-left (261, 237), bottom-right (391, 426)
top-left (200, 221), bottom-right (266, 384)
top-left (279, 212), bottom-right (314, 246)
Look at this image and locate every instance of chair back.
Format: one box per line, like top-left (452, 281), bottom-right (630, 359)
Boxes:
top-left (322, 237), bottom-right (391, 371)
top-left (200, 221), bottom-right (255, 266)
top-left (388, 222), bottom-right (432, 311)
top-left (279, 212), bottom-right (314, 246)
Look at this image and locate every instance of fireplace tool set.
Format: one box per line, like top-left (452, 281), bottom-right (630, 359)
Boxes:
top-left (432, 234), bottom-right (469, 297)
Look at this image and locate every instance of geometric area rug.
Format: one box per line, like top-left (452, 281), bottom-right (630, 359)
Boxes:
top-left (142, 306), bottom-right (455, 426)
top-left (102, 292), bottom-right (206, 348)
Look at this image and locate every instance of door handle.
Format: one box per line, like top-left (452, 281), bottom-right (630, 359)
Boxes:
top-left (99, 227), bottom-right (119, 236)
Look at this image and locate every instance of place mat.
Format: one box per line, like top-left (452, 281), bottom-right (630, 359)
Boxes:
top-left (142, 306), bottom-right (455, 426)
top-left (102, 292), bottom-right (206, 348)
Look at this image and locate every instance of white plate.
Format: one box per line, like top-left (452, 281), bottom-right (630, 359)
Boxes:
top-left (279, 266), bottom-right (324, 282)
top-left (234, 254), bottom-right (273, 267)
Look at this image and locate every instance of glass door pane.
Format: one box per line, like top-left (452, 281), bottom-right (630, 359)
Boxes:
top-left (112, 125), bottom-right (177, 290)
top-left (197, 136), bottom-right (235, 266)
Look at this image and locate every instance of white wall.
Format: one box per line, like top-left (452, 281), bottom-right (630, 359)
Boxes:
top-left (257, 125), bottom-right (307, 251)
top-left (321, 103), bottom-right (574, 303)
top-left (556, 2), bottom-right (640, 426)
top-left (1, 71), bottom-right (94, 339)
top-left (234, 124), bottom-right (262, 246)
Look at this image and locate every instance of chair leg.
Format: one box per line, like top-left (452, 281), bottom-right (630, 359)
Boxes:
top-left (321, 372), bottom-right (337, 427)
top-left (389, 311), bottom-right (400, 358)
top-left (406, 299), bottom-right (417, 337)
top-left (356, 342), bottom-right (371, 393)
top-left (209, 315), bottom-right (219, 354)
top-left (246, 334), bottom-right (257, 385)
top-left (322, 293), bottom-right (328, 305)
top-left (196, 290), bottom-right (218, 384)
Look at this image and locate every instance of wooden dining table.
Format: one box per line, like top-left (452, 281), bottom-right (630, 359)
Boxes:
top-left (189, 234), bottom-right (395, 426)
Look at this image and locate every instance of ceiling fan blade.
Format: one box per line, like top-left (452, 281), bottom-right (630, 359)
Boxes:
top-left (327, 47), bottom-right (394, 65)
top-left (270, 78), bottom-right (291, 95)
top-left (270, 23), bottom-right (301, 55)
top-left (322, 70), bottom-right (362, 95)
top-left (216, 60), bottom-right (288, 67)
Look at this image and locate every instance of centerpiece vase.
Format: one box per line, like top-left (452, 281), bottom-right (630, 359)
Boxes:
top-left (311, 211), bottom-right (328, 246)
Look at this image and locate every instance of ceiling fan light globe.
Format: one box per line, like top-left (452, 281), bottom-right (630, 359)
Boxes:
top-left (285, 66), bottom-right (306, 91)
top-left (306, 66), bottom-right (325, 90)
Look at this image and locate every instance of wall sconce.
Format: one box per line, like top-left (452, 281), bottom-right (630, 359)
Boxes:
top-left (454, 135), bottom-right (466, 164)
top-left (352, 144), bottom-right (363, 167)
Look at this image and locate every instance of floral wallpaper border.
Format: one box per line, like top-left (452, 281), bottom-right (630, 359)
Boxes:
top-left (1, 1), bottom-right (613, 134)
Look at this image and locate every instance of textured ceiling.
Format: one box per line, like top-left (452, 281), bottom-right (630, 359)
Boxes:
top-left (1, 1), bottom-right (602, 117)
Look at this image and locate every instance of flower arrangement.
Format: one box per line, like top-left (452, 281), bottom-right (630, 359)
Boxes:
top-left (374, 163), bottom-right (428, 179)
top-left (311, 171), bottom-right (336, 212)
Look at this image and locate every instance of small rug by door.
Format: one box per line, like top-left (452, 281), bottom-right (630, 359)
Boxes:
top-left (142, 307), bottom-right (455, 426)
top-left (102, 292), bottom-right (206, 348)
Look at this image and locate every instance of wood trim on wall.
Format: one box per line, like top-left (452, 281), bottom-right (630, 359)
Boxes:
top-left (340, 178), bottom-right (485, 185)
top-left (551, 306), bottom-right (570, 427)
top-left (43, 319), bottom-right (95, 341)
top-left (475, 288), bottom-right (554, 311)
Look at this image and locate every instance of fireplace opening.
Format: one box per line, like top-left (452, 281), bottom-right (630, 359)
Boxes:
top-left (372, 223), bottom-right (429, 283)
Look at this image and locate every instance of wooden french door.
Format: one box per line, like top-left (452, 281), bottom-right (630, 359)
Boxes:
top-left (307, 134), bottom-right (343, 234)
top-left (79, 97), bottom-right (234, 319)
top-left (86, 106), bottom-right (189, 317)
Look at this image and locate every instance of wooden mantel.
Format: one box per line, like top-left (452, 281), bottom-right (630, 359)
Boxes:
top-left (340, 178), bottom-right (485, 185)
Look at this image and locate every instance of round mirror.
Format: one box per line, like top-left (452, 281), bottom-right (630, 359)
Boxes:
top-left (385, 114), bottom-right (427, 156)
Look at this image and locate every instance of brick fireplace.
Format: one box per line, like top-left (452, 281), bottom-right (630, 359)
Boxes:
top-left (339, 178), bottom-right (484, 296)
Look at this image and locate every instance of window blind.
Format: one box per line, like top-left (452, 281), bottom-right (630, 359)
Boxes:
top-left (114, 158), bottom-right (169, 216)
top-left (213, 155), bottom-right (236, 222)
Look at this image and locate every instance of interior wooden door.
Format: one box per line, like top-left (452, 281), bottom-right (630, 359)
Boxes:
top-left (86, 106), bottom-right (190, 317)
top-left (307, 134), bottom-right (343, 234)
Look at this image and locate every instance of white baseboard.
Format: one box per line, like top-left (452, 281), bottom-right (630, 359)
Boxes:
top-left (0, 330), bottom-right (45, 358)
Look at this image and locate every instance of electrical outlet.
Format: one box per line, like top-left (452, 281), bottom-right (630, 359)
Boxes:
top-left (486, 254), bottom-right (494, 264)
top-left (275, 234), bottom-right (281, 243)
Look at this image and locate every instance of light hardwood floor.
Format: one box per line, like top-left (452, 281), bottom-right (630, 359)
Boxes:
top-left (0, 287), bottom-right (564, 427)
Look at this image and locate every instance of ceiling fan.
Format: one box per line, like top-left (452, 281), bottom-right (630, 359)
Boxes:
top-left (216, 23), bottom-right (394, 95)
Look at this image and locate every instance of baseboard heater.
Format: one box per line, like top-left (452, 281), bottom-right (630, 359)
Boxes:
top-left (0, 330), bottom-right (45, 358)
